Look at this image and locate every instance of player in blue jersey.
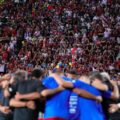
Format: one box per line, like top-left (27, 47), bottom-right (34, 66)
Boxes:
top-left (76, 75), bottom-right (109, 120)
top-left (71, 72), bottom-right (119, 120)
top-left (42, 71), bottom-right (102, 120)
top-left (66, 71), bottom-right (107, 120)
top-left (50, 70), bottom-right (119, 120)
top-left (88, 71), bottom-right (119, 120)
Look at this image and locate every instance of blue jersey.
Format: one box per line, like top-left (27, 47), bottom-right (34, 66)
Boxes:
top-left (68, 91), bottom-right (80, 120)
top-left (62, 76), bottom-right (80, 120)
top-left (42, 76), bottom-right (71, 119)
top-left (73, 80), bottom-right (106, 120)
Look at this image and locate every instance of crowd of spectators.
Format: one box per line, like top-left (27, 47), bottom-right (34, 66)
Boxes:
top-left (0, 0), bottom-right (120, 77)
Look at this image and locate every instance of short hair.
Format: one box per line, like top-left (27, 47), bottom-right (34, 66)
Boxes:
top-left (14, 70), bottom-right (28, 82)
top-left (67, 68), bottom-right (78, 75)
top-left (101, 72), bottom-right (113, 90)
top-left (101, 72), bottom-right (110, 81)
top-left (31, 69), bottom-right (44, 79)
top-left (88, 71), bottom-right (104, 82)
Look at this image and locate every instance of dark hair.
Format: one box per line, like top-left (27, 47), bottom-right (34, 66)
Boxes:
top-left (67, 68), bottom-right (78, 75)
top-left (31, 69), bottom-right (44, 79)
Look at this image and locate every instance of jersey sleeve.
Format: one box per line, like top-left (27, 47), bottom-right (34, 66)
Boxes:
top-left (72, 80), bottom-right (84, 88)
top-left (42, 77), bottom-right (58, 88)
top-left (42, 77), bottom-right (50, 87)
top-left (101, 90), bottom-right (112, 99)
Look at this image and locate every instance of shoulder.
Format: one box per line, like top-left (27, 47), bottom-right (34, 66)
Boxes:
top-left (42, 77), bottom-right (54, 84)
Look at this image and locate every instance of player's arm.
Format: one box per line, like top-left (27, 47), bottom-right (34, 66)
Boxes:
top-left (91, 79), bottom-right (108, 91)
top-left (9, 98), bottom-right (36, 110)
top-left (102, 81), bottom-right (119, 100)
top-left (110, 80), bottom-right (119, 100)
top-left (9, 98), bottom-right (27, 108)
top-left (49, 74), bottom-right (74, 88)
top-left (14, 86), bottom-right (65, 100)
top-left (73, 88), bottom-right (102, 102)
top-left (15, 92), bottom-right (41, 101)
top-left (40, 86), bottom-right (65, 97)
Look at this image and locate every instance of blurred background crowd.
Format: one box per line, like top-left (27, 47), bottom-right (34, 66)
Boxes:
top-left (0, 0), bottom-right (120, 120)
top-left (0, 0), bottom-right (120, 77)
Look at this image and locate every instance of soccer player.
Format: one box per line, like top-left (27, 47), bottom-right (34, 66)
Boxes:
top-left (65, 71), bottom-right (106, 120)
top-left (77, 72), bottom-right (119, 120)
top-left (51, 71), bottom-right (119, 120)
top-left (99, 72), bottom-right (119, 120)
top-left (42, 70), bottom-right (102, 120)
top-left (9, 70), bottom-right (65, 120)
top-left (76, 74), bottom-right (109, 120)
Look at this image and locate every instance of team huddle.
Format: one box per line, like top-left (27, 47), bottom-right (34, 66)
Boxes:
top-left (0, 68), bottom-right (119, 120)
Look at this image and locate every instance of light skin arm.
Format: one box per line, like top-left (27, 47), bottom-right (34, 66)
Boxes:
top-left (49, 74), bottom-right (74, 88)
top-left (9, 98), bottom-right (26, 108)
top-left (9, 99), bottom-right (36, 110)
top-left (110, 81), bottom-right (119, 100)
top-left (41, 86), bottom-right (64, 97)
top-left (91, 79), bottom-right (108, 91)
top-left (50, 74), bottom-right (102, 102)
top-left (15, 86), bottom-right (65, 100)
top-left (15, 92), bottom-right (41, 101)
top-left (73, 88), bottom-right (102, 102)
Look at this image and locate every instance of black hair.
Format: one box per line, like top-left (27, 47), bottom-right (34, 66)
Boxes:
top-left (31, 69), bottom-right (44, 79)
top-left (67, 68), bottom-right (78, 75)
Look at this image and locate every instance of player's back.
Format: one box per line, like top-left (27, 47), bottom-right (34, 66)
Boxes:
top-left (42, 76), bottom-right (71, 119)
top-left (13, 79), bottom-right (44, 120)
top-left (74, 80), bottom-right (105, 120)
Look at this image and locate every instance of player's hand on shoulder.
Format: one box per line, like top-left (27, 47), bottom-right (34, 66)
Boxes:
top-left (96, 96), bottom-right (103, 103)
